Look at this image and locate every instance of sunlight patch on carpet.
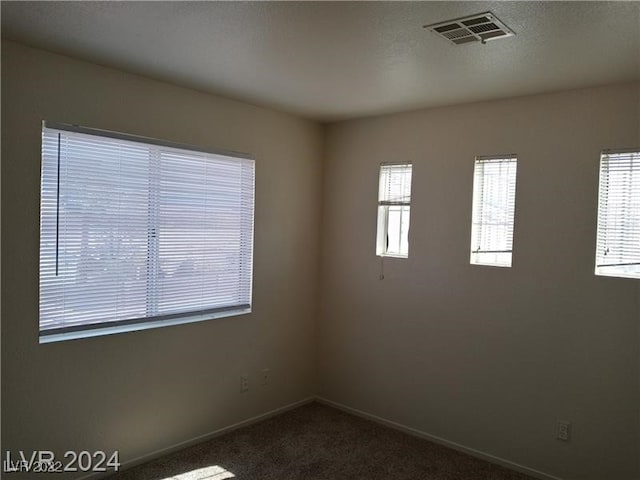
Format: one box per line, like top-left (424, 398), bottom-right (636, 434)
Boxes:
top-left (161, 465), bottom-right (235, 480)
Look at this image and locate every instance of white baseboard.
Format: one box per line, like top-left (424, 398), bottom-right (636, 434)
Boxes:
top-left (78, 395), bottom-right (562, 480)
top-left (315, 396), bottom-right (563, 480)
top-left (76, 396), bottom-right (315, 480)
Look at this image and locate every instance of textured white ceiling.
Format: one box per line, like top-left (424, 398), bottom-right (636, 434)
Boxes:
top-left (2, 1), bottom-right (639, 121)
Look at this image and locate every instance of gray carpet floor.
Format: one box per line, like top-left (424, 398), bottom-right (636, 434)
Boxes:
top-left (108, 402), bottom-right (535, 480)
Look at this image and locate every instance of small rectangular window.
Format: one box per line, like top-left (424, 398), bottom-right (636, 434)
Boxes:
top-left (595, 149), bottom-right (640, 279)
top-left (376, 163), bottom-right (412, 258)
top-left (470, 155), bottom-right (517, 267)
top-left (39, 123), bottom-right (255, 342)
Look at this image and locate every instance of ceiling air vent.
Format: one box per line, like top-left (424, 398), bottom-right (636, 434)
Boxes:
top-left (424, 12), bottom-right (514, 45)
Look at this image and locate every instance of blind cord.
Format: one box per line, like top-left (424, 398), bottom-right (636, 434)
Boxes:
top-left (55, 133), bottom-right (61, 277)
top-left (379, 255), bottom-right (385, 280)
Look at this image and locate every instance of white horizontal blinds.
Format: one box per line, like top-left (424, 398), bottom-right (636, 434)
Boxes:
top-left (595, 150), bottom-right (640, 278)
top-left (155, 147), bottom-right (254, 316)
top-left (377, 163), bottom-right (412, 257)
top-left (40, 129), bottom-right (151, 331)
top-left (378, 163), bottom-right (412, 205)
top-left (470, 156), bottom-right (517, 267)
top-left (39, 126), bottom-right (255, 335)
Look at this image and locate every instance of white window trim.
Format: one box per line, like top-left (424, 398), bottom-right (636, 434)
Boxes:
top-left (39, 122), bottom-right (255, 343)
top-left (594, 147), bottom-right (640, 279)
top-left (469, 154), bottom-right (518, 268)
top-left (376, 162), bottom-right (412, 258)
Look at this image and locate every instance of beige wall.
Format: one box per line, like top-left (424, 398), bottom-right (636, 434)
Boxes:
top-left (318, 84), bottom-right (640, 480)
top-left (2, 39), bottom-right (640, 480)
top-left (1, 41), bottom-right (323, 478)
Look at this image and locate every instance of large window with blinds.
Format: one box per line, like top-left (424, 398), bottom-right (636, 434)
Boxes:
top-left (470, 155), bottom-right (517, 267)
top-left (595, 149), bottom-right (640, 279)
top-left (376, 163), bottom-right (412, 258)
top-left (39, 123), bottom-right (255, 343)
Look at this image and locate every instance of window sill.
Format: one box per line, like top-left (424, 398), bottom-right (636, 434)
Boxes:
top-left (594, 270), bottom-right (640, 280)
top-left (470, 261), bottom-right (512, 268)
top-left (39, 307), bottom-right (252, 344)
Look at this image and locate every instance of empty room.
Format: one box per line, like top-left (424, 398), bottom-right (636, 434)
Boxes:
top-left (1, 2), bottom-right (639, 480)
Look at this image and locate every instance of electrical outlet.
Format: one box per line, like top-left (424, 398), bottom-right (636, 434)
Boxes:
top-left (556, 421), bottom-right (571, 441)
top-left (240, 374), bottom-right (249, 393)
top-left (261, 368), bottom-right (270, 386)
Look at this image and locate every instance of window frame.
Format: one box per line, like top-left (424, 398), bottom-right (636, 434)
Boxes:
top-left (376, 162), bottom-right (413, 259)
top-left (594, 148), bottom-right (640, 279)
top-left (469, 154), bottom-right (518, 268)
top-left (39, 122), bottom-right (255, 343)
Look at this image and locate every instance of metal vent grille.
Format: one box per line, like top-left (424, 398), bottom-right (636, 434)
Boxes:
top-left (424, 12), bottom-right (514, 45)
